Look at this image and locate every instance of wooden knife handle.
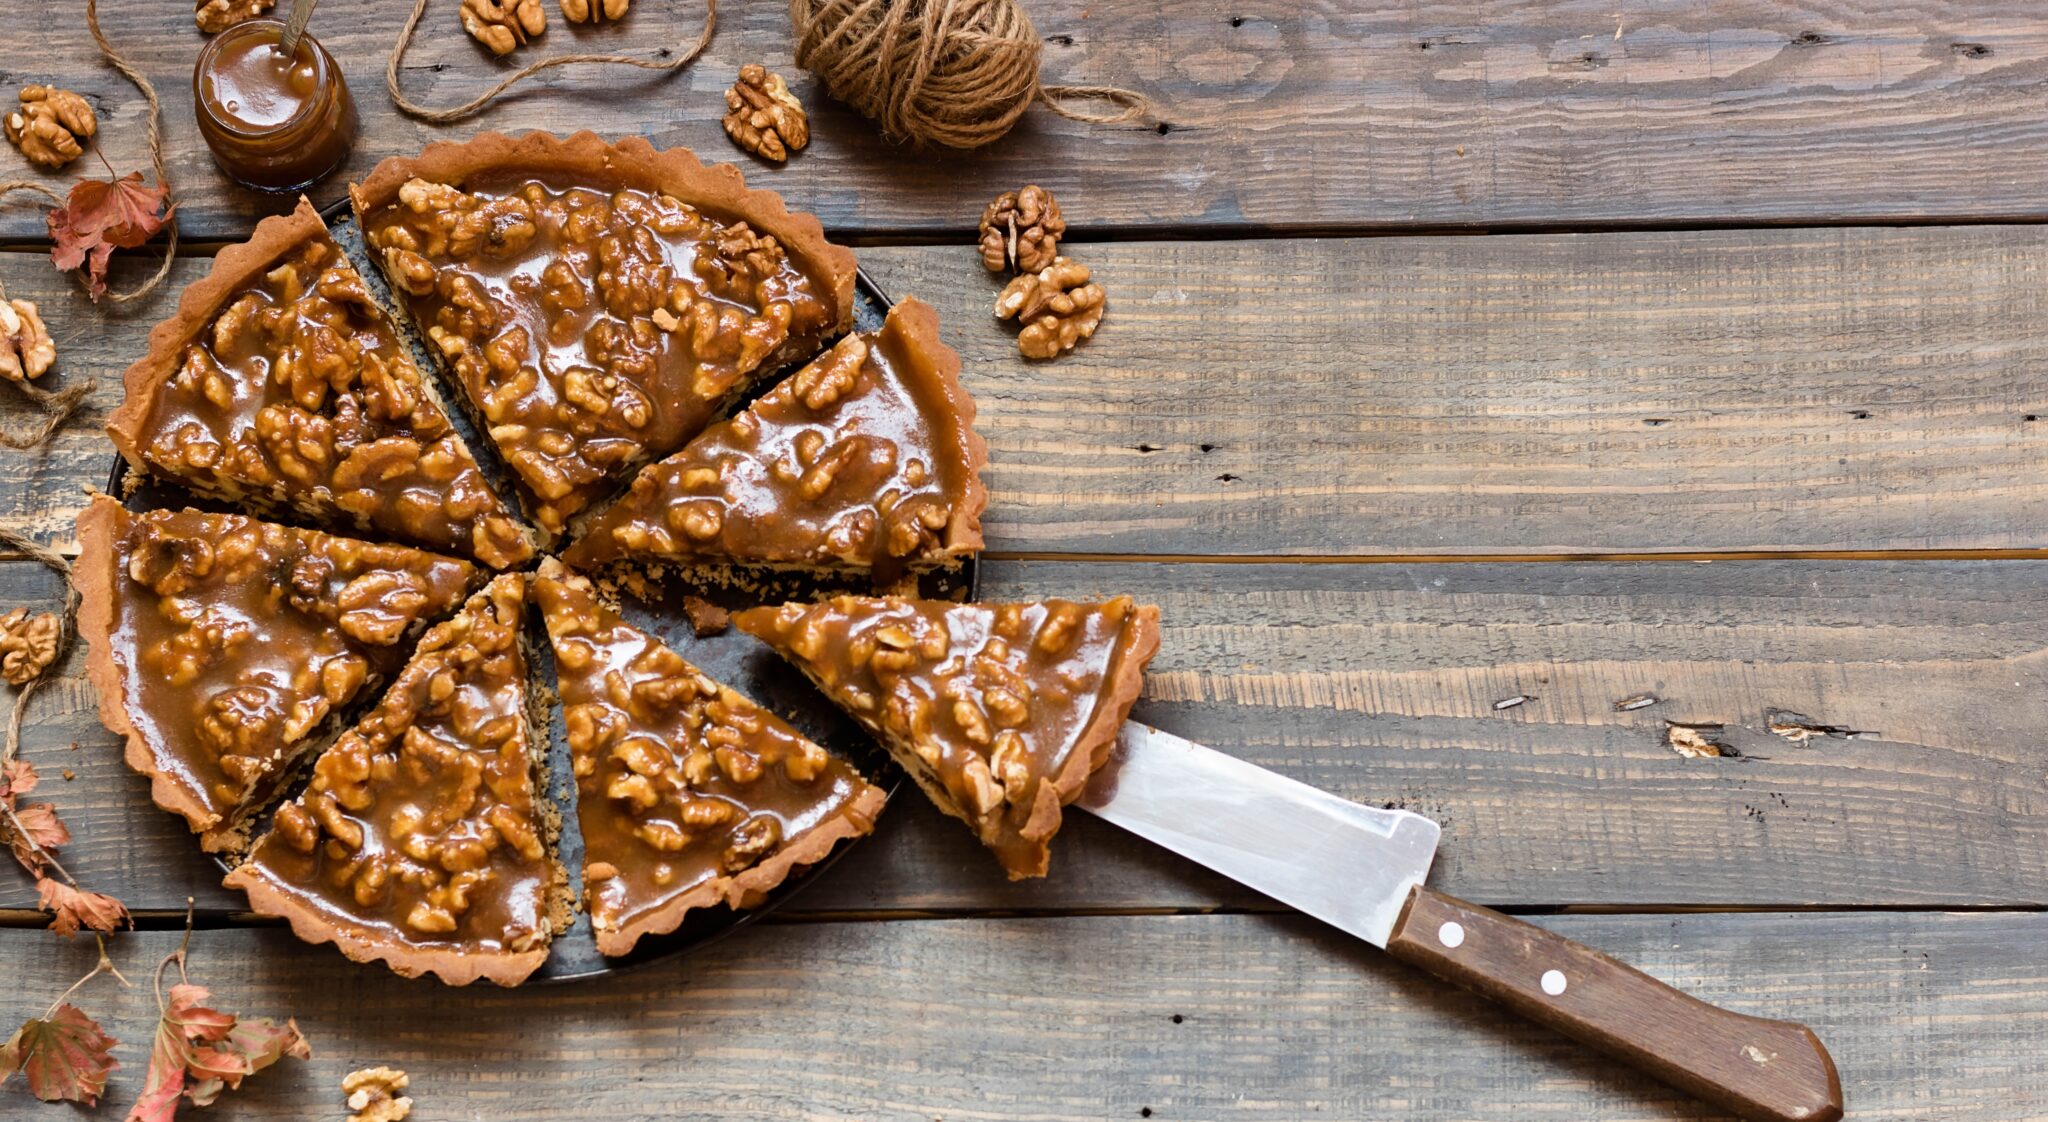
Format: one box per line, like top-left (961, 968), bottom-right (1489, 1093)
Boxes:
top-left (1386, 887), bottom-right (1842, 1122)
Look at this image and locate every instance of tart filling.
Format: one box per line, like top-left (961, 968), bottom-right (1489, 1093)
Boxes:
top-left (534, 561), bottom-right (883, 956)
top-left (562, 298), bottom-right (987, 582)
top-left (354, 132), bottom-right (858, 538)
top-left (736, 596), bottom-right (1160, 879)
top-left (225, 575), bottom-right (567, 986)
top-left (105, 197), bottom-right (534, 570)
top-left (76, 495), bottom-right (480, 851)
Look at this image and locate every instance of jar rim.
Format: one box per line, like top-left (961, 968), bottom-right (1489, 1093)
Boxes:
top-left (192, 17), bottom-right (335, 142)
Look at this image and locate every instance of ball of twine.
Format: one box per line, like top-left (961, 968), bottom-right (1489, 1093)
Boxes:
top-left (789, 0), bottom-right (1152, 149)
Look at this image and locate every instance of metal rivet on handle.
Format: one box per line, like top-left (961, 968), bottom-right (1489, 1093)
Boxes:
top-left (1541, 969), bottom-right (1568, 996)
top-left (1437, 921), bottom-right (1465, 948)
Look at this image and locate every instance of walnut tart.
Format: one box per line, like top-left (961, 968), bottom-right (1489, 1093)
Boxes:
top-left (534, 560), bottom-right (883, 956)
top-left (225, 575), bottom-right (568, 986)
top-left (562, 298), bottom-right (986, 583)
top-left (76, 495), bottom-right (481, 852)
top-left (737, 596), bottom-right (1159, 879)
top-left (106, 198), bottom-right (535, 570)
top-left (352, 131), bottom-right (860, 541)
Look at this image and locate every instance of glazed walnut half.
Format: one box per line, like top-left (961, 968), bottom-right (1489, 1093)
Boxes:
top-left (994, 256), bottom-right (1105, 360)
top-left (462, 0), bottom-right (546, 55)
top-left (723, 65), bottom-right (809, 163)
top-left (5, 86), bottom-right (95, 170)
top-left (979, 186), bottom-right (1065, 274)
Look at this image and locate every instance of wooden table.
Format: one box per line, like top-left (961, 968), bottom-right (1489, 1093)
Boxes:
top-left (4, 2), bottom-right (2045, 1118)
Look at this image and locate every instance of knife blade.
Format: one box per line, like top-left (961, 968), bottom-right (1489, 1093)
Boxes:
top-left (1080, 722), bottom-right (1844, 1122)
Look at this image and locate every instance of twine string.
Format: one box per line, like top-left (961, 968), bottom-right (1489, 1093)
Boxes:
top-left (387, 0), bottom-right (718, 124)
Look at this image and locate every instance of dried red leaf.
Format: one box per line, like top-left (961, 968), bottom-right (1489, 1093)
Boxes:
top-left (47, 171), bottom-right (173, 301)
top-left (13, 803), bottom-right (69, 850)
top-left (0, 758), bottom-right (37, 799)
top-left (126, 983), bottom-right (310, 1122)
top-left (0, 1002), bottom-right (119, 1105)
top-left (36, 878), bottom-right (129, 938)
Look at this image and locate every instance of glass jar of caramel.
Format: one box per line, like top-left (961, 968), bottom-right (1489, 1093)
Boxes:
top-left (192, 18), bottom-right (358, 193)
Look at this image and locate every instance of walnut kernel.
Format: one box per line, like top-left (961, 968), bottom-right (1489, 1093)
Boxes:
top-left (344, 1066), bottom-right (412, 1122)
top-left (0, 607), bottom-right (60, 686)
top-left (979, 186), bottom-right (1065, 274)
top-left (462, 0), bottom-right (546, 55)
top-left (0, 299), bottom-right (56, 383)
top-left (994, 256), bottom-right (1105, 360)
top-left (722, 65), bottom-right (808, 163)
top-left (560, 0), bottom-right (628, 21)
top-left (4, 86), bottom-right (95, 170)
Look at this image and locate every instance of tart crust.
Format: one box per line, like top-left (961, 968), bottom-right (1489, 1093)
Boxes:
top-left (349, 130), bottom-right (858, 336)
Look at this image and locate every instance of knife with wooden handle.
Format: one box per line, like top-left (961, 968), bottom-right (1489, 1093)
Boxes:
top-left (1078, 722), bottom-right (1844, 1122)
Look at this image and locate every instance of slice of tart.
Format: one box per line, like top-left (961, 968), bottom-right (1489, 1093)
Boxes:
top-left (736, 596), bottom-right (1160, 879)
top-left (225, 575), bottom-right (567, 986)
top-left (352, 131), bottom-right (860, 539)
top-left (533, 560), bottom-right (884, 956)
top-left (106, 197), bottom-right (535, 569)
top-left (76, 494), bottom-right (480, 851)
top-left (561, 298), bottom-right (987, 583)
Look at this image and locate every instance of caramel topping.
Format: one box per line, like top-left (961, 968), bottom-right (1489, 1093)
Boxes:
top-left (94, 499), bottom-right (478, 841)
top-left (137, 230), bottom-right (532, 568)
top-left (534, 565), bottom-right (878, 952)
top-left (735, 596), bottom-right (1159, 879)
top-left (363, 176), bottom-right (837, 535)
top-left (563, 299), bottom-right (981, 580)
top-left (234, 575), bottom-right (557, 962)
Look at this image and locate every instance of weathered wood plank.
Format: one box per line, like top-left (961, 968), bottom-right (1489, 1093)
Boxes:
top-left (1, 911), bottom-right (2040, 1120)
top-left (8, 557), bottom-right (2042, 916)
top-left (5, 226), bottom-right (2045, 554)
top-left (8, 2), bottom-right (2048, 239)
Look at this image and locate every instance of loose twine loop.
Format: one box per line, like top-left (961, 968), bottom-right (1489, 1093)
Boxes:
top-left (789, 0), bottom-right (1152, 149)
top-left (388, 0), bottom-right (720, 123)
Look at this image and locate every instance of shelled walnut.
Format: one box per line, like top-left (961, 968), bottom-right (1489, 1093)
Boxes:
top-left (344, 1066), bottom-right (413, 1122)
top-left (462, 0), bottom-right (546, 55)
top-left (194, 0), bottom-right (275, 34)
top-left (978, 186), bottom-right (1065, 274)
top-left (993, 256), bottom-right (1105, 360)
top-left (560, 0), bottom-right (628, 21)
top-left (722, 65), bottom-right (809, 163)
top-left (4, 86), bottom-right (96, 170)
top-left (0, 299), bottom-right (55, 383)
top-left (0, 606), bottom-right (60, 686)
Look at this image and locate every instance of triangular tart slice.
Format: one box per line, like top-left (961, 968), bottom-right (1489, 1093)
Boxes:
top-left (353, 131), bottom-right (859, 538)
top-left (736, 596), bottom-right (1160, 879)
top-left (225, 575), bottom-right (567, 986)
top-left (106, 198), bottom-right (535, 569)
top-left (534, 560), bottom-right (884, 956)
top-left (76, 495), bottom-right (480, 851)
top-left (562, 298), bottom-right (987, 582)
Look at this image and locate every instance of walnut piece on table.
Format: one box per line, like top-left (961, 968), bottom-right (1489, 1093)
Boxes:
top-left (194, 0), bottom-right (275, 34)
top-left (0, 299), bottom-right (55, 383)
top-left (344, 1066), bottom-right (413, 1122)
top-left (979, 186), bottom-right (1065, 274)
top-left (723, 64), bottom-right (809, 163)
top-left (0, 607), bottom-right (60, 687)
top-left (5, 85), bottom-right (95, 170)
top-left (462, 0), bottom-right (546, 55)
top-left (560, 0), bottom-right (628, 22)
top-left (994, 256), bottom-right (1106, 360)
